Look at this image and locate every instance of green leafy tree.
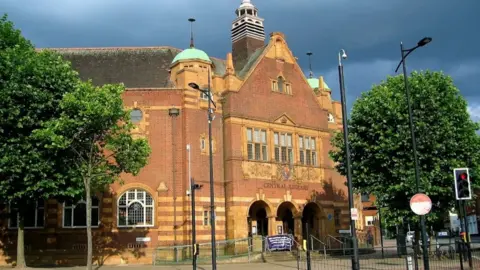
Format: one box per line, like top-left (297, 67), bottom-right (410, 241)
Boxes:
top-left (34, 81), bottom-right (151, 270)
top-left (330, 71), bottom-right (480, 230)
top-left (0, 15), bottom-right (83, 268)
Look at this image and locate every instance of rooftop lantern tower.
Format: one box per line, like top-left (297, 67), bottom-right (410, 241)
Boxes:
top-left (231, 0), bottom-right (265, 71)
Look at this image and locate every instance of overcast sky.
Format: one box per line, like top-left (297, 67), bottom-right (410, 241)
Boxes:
top-left (2, 0), bottom-right (479, 120)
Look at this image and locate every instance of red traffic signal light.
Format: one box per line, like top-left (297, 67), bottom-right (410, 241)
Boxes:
top-left (454, 168), bottom-right (471, 200)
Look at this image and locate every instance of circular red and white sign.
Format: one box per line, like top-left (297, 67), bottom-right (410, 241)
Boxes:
top-left (410, 193), bottom-right (432, 215)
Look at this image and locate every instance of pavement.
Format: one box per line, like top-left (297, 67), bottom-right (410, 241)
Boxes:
top-left (2, 257), bottom-right (479, 270)
top-left (0, 262), bottom-right (299, 270)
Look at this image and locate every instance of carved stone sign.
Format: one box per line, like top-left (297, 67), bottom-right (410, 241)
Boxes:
top-left (241, 161), bottom-right (324, 184)
top-left (277, 163), bottom-right (295, 181)
top-left (263, 182), bottom-right (308, 190)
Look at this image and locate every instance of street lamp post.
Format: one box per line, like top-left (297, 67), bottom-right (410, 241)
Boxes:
top-left (189, 68), bottom-right (217, 270)
top-left (337, 49), bottom-right (360, 270)
top-left (394, 37), bottom-right (432, 270)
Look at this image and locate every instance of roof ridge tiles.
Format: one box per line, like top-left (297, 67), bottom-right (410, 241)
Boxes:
top-left (37, 46), bottom-right (182, 52)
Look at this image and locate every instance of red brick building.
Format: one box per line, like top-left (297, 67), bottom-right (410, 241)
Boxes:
top-left (0, 0), bottom-right (369, 265)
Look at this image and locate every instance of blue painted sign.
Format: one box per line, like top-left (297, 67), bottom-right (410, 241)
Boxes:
top-left (266, 234), bottom-right (293, 251)
top-left (327, 213), bottom-right (333, 221)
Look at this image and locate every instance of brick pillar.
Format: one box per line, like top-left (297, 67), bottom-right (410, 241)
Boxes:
top-left (46, 199), bottom-right (58, 250)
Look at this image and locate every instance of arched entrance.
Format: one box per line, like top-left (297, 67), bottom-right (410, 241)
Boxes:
top-left (248, 200), bottom-right (271, 236)
top-left (277, 202), bottom-right (297, 236)
top-left (302, 202), bottom-right (323, 241)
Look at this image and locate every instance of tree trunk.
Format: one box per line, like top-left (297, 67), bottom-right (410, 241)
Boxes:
top-left (16, 215), bottom-right (26, 268)
top-left (85, 179), bottom-right (93, 270)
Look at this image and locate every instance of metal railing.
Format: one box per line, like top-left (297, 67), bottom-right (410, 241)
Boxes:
top-left (326, 234), bottom-right (345, 250)
top-left (310, 235), bottom-right (327, 260)
top-left (300, 243), bottom-right (480, 270)
top-left (153, 237), bottom-right (251, 265)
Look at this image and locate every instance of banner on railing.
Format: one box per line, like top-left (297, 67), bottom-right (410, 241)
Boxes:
top-left (266, 234), bottom-right (293, 251)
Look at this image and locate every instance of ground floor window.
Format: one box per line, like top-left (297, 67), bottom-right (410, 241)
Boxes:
top-left (9, 200), bottom-right (45, 229)
top-left (63, 197), bottom-right (100, 228)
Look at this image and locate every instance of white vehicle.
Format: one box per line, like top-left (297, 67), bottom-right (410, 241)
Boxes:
top-left (406, 231), bottom-right (430, 246)
top-left (406, 231), bottom-right (414, 243)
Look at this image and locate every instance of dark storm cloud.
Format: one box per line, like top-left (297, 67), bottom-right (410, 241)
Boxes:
top-left (2, 0), bottom-right (480, 118)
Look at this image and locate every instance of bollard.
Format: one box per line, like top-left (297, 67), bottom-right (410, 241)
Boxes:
top-left (405, 255), bottom-right (413, 270)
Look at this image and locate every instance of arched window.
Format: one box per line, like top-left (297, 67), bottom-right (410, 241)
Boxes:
top-left (118, 189), bottom-right (154, 227)
top-left (200, 137), bottom-right (206, 151)
top-left (130, 109), bottom-right (143, 123)
top-left (277, 77), bottom-right (285, 93)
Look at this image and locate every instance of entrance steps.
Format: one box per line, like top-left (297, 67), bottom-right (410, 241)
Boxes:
top-left (263, 248), bottom-right (375, 262)
top-left (263, 250), bottom-right (327, 262)
top-left (263, 251), bottom-right (298, 262)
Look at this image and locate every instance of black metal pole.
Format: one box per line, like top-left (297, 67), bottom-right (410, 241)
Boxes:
top-left (191, 179), bottom-right (197, 270)
top-left (207, 69), bottom-right (217, 270)
top-left (306, 222), bottom-right (311, 270)
top-left (462, 200), bottom-right (473, 267)
top-left (458, 201), bottom-right (465, 269)
top-left (400, 42), bottom-right (430, 270)
top-left (378, 207), bottom-right (385, 258)
top-left (338, 52), bottom-right (360, 270)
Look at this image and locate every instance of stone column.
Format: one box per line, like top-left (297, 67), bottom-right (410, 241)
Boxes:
top-left (268, 215), bottom-right (276, 236)
top-left (294, 216), bottom-right (303, 243)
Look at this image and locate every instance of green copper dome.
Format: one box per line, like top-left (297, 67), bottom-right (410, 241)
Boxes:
top-left (171, 47), bottom-right (211, 65)
top-left (307, 78), bottom-right (330, 90)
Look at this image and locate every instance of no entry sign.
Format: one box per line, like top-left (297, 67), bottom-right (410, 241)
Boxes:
top-left (410, 193), bottom-right (432, 215)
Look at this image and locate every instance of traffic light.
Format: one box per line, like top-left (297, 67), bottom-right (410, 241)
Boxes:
top-left (454, 168), bottom-right (471, 200)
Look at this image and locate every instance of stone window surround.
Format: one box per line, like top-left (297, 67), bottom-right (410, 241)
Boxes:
top-left (246, 127), bottom-right (268, 161)
top-left (244, 127), bottom-right (321, 166)
top-left (271, 76), bottom-right (292, 95)
top-left (298, 135), bottom-right (317, 166)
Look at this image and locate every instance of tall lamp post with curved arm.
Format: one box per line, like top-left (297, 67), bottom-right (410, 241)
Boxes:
top-left (189, 68), bottom-right (217, 270)
top-left (394, 37), bottom-right (432, 270)
top-left (337, 49), bottom-right (360, 270)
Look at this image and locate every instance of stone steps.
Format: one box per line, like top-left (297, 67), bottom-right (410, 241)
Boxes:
top-left (263, 250), bottom-right (329, 262)
top-left (263, 248), bottom-right (376, 262)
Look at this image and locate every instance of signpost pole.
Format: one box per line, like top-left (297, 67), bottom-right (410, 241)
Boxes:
top-left (191, 179), bottom-right (197, 270)
top-left (378, 207), bottom-right (385, 259)
top-left (462, 200), bottom-right (473, 268)
top-left (457, 200), bottom-right (466, 268)
top-left (409, 193), bottom-right (432, 270)
top-left (306, 223), bottom-right (311, 270)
